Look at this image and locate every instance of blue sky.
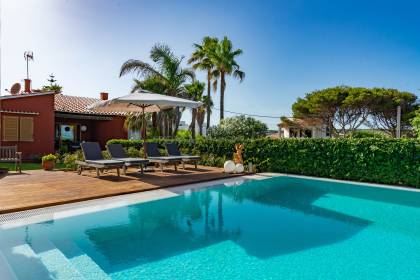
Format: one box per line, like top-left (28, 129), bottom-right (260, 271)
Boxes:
top-left (2, 0), bottom-right (420, 129)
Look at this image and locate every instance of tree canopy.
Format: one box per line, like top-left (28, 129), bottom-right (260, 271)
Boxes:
top-left (292, 86), bottom-right (418, 137)
top-left (207, 115), bottom-right (267, 139)
top-left (412, 108), bottom-right (420, 139)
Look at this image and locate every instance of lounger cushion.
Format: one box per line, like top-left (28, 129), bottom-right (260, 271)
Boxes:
top-left (107, 144), bottom-right (128, 158)
top-left (112, 157), bottom-right (149, 166)
top-left (165, 143), bottom-right (182, 156)
top-left (179, 155), bottom-right (201, 160)
top-left (165, 143), bottom-right (200, 161)
top-left (81, 142), bottom-right (104, 160)
top-left (85, 159), bottom-right (124, 166)
top-left (144, 142), bottom-right (162, 157)
top-left (148, 156), bottom-right (182, 162)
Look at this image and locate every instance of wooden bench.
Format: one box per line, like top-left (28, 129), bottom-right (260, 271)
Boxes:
top-left (0, 146), bottom-right (22, 173)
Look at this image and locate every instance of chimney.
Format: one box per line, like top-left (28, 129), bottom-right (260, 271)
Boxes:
top-left (100, 92), bottom-right (109, 100)
top-left (24, 79), bottom-right (31, 93)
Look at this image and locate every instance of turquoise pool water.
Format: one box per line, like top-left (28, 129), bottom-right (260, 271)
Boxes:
top-left (1, 176), bottom-right (419, 279)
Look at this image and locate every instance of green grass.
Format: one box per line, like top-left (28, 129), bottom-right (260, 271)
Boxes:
top-left (0, 162), bottom-right (66, 171)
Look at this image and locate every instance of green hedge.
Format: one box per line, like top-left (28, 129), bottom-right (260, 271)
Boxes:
top-left (107, 138), bottom-right (420, 187)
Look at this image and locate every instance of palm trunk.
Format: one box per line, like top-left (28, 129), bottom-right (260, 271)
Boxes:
top-left (172, 107), bottom-right (183, 138)
top-left (190, 109), bottom-right (197, 139)
top-left (152, 112), bottom-right (157, 137)
top-left (141, 106), bottom-right (146, 139)
top-left (206, 70), bottom-right (211, 130)
top-left (220, 72), bottom-right (226, 122)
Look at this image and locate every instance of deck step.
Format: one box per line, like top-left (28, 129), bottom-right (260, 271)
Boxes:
top-left (53, 239), bottom-right (111, 280)
top-left (30, 238), bottom-right (85, 280)
top-left (0, 251), bottom-right (17, 280)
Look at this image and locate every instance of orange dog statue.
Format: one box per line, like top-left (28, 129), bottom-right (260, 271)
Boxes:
top-left (233, 144), bottom-right (244, 164)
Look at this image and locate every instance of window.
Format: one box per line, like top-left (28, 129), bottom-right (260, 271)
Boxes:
top-left (2, 116), bottom-right (34, 142)
top-left (19, 117), bottom-right (34, 141)
top-left (2, 116), bottom-right (19, 141)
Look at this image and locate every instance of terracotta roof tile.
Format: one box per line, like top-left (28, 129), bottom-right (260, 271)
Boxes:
top-left (54, 94), bottom-right (125, 116)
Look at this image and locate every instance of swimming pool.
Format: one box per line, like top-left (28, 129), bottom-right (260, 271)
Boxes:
top-left (0, 175), bottom-right (419, 279)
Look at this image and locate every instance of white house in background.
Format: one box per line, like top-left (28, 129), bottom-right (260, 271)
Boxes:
top-left (278, 117), bottom-right (330, 138)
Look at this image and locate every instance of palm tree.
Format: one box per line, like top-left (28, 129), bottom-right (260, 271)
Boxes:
top-left (185, 81), bottom-right (205, 139)
top-left (197, 95), bottom-right (213, 135)
top-left (210, 37), bottom-right (245, 122)
top-left (124, 112), bottom-right (150, 139)
top-left (188, 37), bottom-right (218, 130)
top-left (120, 44), bottom-right (195, 137)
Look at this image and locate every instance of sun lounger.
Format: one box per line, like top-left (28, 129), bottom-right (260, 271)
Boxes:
top-left (107, 143), bottom-right (149, 174)
top-left (76, 142), bottom-right (124, 177)
top-left (165, 142), bottom-right (200, 169)
top-left (143, 142), bottom-right (182, 172)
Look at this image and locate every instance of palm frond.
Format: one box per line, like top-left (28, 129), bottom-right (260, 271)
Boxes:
top-left (233, 69), bottom-right (245, 82)
top-left (119, 59), bottom-right (161, 78)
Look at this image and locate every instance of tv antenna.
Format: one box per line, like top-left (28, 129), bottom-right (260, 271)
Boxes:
top-left (24, 51), bottom-right (34, 79)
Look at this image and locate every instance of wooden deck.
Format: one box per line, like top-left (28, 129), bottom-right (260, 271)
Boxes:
top-left (0, 166), bottom-right (241, 214)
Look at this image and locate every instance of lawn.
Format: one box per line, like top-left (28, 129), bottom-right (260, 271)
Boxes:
top-left (0, 162), bottom-right (66, 171)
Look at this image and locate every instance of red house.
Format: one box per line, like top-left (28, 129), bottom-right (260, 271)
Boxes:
top-left (0, 86), bottom-right (127, 159)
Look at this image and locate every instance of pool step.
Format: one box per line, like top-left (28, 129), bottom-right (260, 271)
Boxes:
top-left (30, 238), bottom-right (85, 280)
top-left (53, 239), bottom-right (111, 280)
top-left (0, 251), bottom-right (17, 280)
top-left (0, 242), bottom-right (55, 280)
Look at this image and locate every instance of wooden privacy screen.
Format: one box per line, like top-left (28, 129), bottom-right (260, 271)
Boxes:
top-left (2, 116), bottom-right (34, 142)
top-left (19, 117), bottom-right (34, 141)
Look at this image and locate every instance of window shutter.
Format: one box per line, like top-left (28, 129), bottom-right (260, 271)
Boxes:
top-left (19, 117), bottom-right (34, 141)
top-left (3, 116), bottom-right (19, 141)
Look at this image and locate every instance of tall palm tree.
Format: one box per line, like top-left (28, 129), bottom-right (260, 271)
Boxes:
top-left (210, 37), bottom-right (245, 122)
top-left (120, 44), bottom-right (195, 137)
top-left (188, 37), bottom-right (218, 130)
top-left (185, 81), bottom-right (205, 139)
top-left (197, 95), bottom-right (213, 135)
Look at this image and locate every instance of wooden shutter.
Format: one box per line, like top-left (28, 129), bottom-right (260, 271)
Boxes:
top-left (19, 117), bottom-right (34, 141)
top-left (3, 116), bottom-right (19, 141)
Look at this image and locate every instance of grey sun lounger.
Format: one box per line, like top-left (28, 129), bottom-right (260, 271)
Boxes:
top-left (76, 142), bottom-right (124, 177)
top-left (107, 143), bottom-right (149, 174)
top-left (165, 142), bottom-right (200, 169)
top-left (144, 142), bottom-right (182, 172)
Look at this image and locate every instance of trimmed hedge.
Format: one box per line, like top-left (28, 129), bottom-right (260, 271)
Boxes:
top-left (107, 138), bottom-right (420, 187)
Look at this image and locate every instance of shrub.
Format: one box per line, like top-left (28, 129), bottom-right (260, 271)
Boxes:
top-left (127, 147), bottom-right (143, 158)
top-left (108, 138), bottom-right (419, 187)
top-left (207, 115), bottom-right (268, 139)
top-left (42, 154), bottom-right (57, 162)
top-left (346, 130), bottom-right (387, 139)
top-left (412, 108), bottom-right (420, 139)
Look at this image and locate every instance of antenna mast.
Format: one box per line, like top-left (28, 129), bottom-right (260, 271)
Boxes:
top-left (24, 51), bottom-right (34, 79)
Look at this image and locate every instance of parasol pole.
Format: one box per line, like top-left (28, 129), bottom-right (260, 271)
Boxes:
top-left (141, 105), bottom-right (146, 139)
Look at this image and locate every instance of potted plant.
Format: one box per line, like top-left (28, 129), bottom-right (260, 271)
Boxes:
top-left (42, 154), bottom-right (57, 171)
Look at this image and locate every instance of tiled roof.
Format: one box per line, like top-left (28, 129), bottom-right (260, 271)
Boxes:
top-left (54, 94), bottom-right (125, 116)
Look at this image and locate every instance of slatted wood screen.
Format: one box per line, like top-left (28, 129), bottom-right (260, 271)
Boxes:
top-left (19, 117), bottom-right (34, 141)
top-left (2, 116), bottom-right (19, 141)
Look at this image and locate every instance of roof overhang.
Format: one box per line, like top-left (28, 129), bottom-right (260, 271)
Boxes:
top-left (0, 92), bottom-right (55, 100)
top-left (55, 112), bottom-right (114, 121)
